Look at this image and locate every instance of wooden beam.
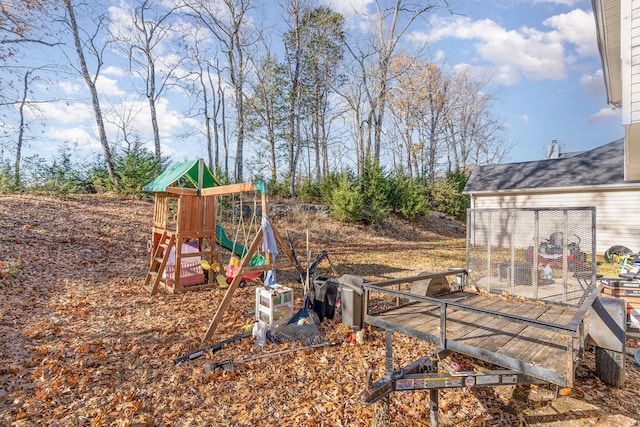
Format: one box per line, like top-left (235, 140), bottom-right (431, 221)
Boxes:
top-left (200, 182), bottom-right (256, 196)
top-left (165, 187), bottom-right (198, 196)
top-left (201, 228), bottom-right (264, 344)
top-left (271, 225), bottom-right (296, 264)
top-left (200, 219), bottom-right (302, 344)
top-left (239, 261), bottom-right (295, 274)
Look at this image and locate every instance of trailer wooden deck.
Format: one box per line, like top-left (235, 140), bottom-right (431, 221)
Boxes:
top-left (363, 274), bottom-right (592, 387)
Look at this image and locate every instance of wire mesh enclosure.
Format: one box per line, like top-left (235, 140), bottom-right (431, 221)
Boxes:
top-left (466, 207), bottom-right (596, 306)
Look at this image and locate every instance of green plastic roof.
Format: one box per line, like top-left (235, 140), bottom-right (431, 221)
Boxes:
top-left (143, 159), bottom-right (220, 193)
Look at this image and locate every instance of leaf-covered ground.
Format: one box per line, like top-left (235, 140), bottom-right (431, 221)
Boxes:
top-left (1, 194), bottom-right (639, 426)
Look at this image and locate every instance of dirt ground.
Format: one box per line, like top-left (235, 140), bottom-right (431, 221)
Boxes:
top-left (0, 193), bottom-right (639, 426)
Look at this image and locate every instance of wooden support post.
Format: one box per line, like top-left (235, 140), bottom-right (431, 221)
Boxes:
top-left (201, 228), bottom-right (264, 344)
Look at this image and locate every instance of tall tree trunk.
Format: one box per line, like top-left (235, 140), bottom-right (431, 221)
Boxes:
top-left (287, 3), bottom-right (302, 197)
top-left (197, 63), bottom-right (213, 169)
top-left (232, 42), bottom-right (245, 181)
top-left (219, 76), bottom-right (229, 180)
top-left (64, 0), bottom-right (117, 185)
top-left (14, 71), bottom-right (30, 188)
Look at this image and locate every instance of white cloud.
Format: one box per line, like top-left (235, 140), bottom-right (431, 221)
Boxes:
top-left (588, 106), bottom-right (620, 123)
top-left (580, 69), bottom-right (604, 96)
top-left (532, 0), bottom-right (581, 6)
top-left (57, 81), bottom-right (82, 95)
top-left (323, 0), bottom-right (372, 17)
top-left (422, 9), bottom-right (597, 85)
top-left (47, 127), bottom-right (101, 151)
top-left (103, 66), bottom-right (126, 77)
top-left (426, 16), bottom-right (567, 83)
top-left (542, 9), bottom-right (597, 57)
top-left (96, 76), bottom-right (127, 98)
top-left (517, 114), bottom-right (530, 124)
top-left (108, 5), bottom-right (134, 43)
top-left (28, 101), bottom-right (94, 125)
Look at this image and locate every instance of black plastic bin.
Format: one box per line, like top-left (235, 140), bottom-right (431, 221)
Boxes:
top-left (312, 276), bottom-right (339, 321)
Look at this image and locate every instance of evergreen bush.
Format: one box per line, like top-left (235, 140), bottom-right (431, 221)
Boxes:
top-left (430, 169), bottom-right (470, 221)
top-left (361, 160), bottom-right (390, 225)
top-left (389, 175), bottom-right (429, 222)
top-left (326, 173), bottom-right (364, 223)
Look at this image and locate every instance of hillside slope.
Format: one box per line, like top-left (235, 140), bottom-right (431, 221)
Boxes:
top-left (0, 194), bottom-right (638, 427)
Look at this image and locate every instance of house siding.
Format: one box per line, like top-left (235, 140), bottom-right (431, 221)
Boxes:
top-left (630, 1), bottom-right (640, 121)
top-left (626, 0), bottom-right (640, 179)
top-left (469, 189), bottom-right (640, 254)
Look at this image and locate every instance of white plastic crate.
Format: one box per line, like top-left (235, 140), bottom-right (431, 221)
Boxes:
top-left (255, 285), bottom-right (293, 327)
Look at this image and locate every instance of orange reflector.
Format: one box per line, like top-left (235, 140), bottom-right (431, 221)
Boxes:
top-left (558, 387), bottom-right (572, 396)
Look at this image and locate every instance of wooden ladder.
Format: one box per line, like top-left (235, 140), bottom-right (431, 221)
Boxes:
top-left (144, 231), bottom-right (175, 295)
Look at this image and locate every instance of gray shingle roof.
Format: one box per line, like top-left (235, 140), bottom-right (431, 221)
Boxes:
top-left (464, 138), bottom-right (640, 193)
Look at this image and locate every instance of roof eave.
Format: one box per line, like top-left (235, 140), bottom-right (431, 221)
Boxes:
top-left (592, 0), bottom-right (623, 106)
top-left (464, 182), bottom-right (640, 196)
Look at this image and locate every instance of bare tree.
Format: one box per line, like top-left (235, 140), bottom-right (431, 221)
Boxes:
top-left (345, 0), bottom-right (450, 166)
top-left (246, 37), bottom-right (288, 184)
top-left (13, 69), bottom-right (36, 187)
top-left (103, 98), bottom-right (144, 150)
top-left (444, 68), bottom-right (507, 170)
top-left (62, 0), bottom-right (117, 184)
top-left (0, 0), bottom-right (58, 60)
top-left (185, 0), bottom-right (254, 182)
top-left (118, 0), bottom-right (184, 160)
top-left (335, 64), bottom-right (371, 178)
top-left (181, 28), bottom-right (222, 174)
top-left (298, 6), bottom-right (344, 182)
top-left (280, 0), bottom-right (314, 195)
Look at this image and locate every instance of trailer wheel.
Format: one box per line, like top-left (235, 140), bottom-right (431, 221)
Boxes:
top-left (595, 346), bottom-right (625, 387)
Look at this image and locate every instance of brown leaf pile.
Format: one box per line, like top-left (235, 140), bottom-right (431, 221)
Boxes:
top-left (0, 194), bottom-right (638, 426)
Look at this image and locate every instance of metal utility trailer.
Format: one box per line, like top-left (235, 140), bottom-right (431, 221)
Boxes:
top-left (359, 207), bottom-right (628, 427)
top-left (359, 271), bottom-right (626, 426)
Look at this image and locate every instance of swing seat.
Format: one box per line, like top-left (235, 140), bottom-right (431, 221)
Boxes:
top-left (200, 260), bottom-right (229, 288)
top-left (225, 254), bottom-right (266, 284)
top-left (200, 260), bottom-right (221, 272)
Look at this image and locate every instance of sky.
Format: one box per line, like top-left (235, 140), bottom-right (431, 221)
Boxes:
top-left (419, 0), bottom-right (622, 163)
top-left (1, 0), bottom-right (623, 169)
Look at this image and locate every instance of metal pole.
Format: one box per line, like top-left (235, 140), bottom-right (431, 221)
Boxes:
top-left (510, 210), bottom-right (516, 295)
top-left (430, 389), bottom-right (439, 427)
top-left (563, 210), bottom-right (568, 303)
top-left (487, 210), bottom-right (492, 293)
top-left (428, 356), bottom-right (439, 427)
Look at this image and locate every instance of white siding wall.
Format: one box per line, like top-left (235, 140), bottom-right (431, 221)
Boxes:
top-left (470, 188), bottom-right (640, 254)
top-left (630, 0), bottom-right (640, 122)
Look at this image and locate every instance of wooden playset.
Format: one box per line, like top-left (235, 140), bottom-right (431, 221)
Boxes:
top-left (142, 159), bottom-right (298, 343)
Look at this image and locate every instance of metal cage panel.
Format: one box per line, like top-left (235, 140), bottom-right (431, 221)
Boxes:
top-left (466, 207), bottom-right (596, 306)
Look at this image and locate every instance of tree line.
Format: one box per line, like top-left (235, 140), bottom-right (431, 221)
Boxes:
top-left (1, 0), bottom-right (507, 215)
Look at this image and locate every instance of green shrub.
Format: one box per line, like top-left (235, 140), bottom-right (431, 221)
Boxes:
top-left (388, 175), bottom-right (429, 222)
top-left (319, 172), bottom-right (344, 204)
top-left (361, 160), bottom-right (390, 225)
top-left (267, 180), bottom-right (291, 198)
top-left (86, 164), bottom-right (114, 194)
top-left (42, 147), bottom-right (91, 194)
top-left (296, 178), bottom-right (322, 202)
top-left (114, 145), bottom-right (162, 196)
top-left (430, 169), bottom-right (470, 221)
top-left (327, 173), bottom-right (364, 223)
top-left (0, 160), bottom-right (18, 193)
top-left (87, 144), bottom-right (162, 196)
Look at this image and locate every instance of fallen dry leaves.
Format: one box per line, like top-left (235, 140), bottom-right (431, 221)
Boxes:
top-left (0, 193), bottom-right (638, 426)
